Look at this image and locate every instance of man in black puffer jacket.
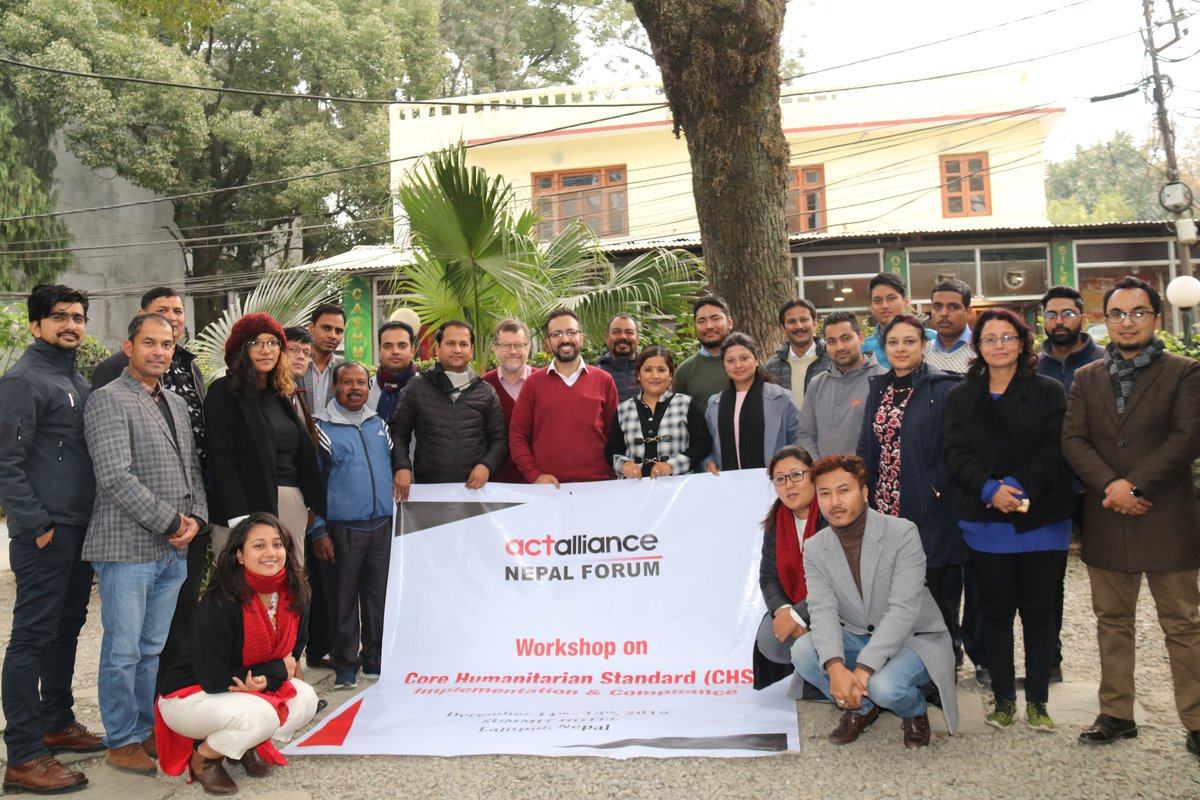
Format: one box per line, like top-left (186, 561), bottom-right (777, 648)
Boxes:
top-left (389, 320), bottom-right (508, 501)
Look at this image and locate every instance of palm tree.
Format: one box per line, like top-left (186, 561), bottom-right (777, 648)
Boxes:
top-left (395, 147), bottom-right (704, 371)
top-left (190, 268), bottom-right (344, 383)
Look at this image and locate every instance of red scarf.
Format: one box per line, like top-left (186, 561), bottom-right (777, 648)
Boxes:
top-left (775, 502), bottom-right (821, 604)
top-left (155, 569), bottom-right (301, 778)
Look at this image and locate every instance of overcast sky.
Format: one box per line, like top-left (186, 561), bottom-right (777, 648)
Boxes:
top-left (582, 0), bottom-right (1200, 163)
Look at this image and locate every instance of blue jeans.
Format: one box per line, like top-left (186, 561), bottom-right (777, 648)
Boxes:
top-left (93, 554), bottom-right (186, 748)
top-left (792, 630), bottom-right (931, 719)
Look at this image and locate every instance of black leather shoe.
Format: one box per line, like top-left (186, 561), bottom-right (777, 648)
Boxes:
top-left (1187, 729), bottom-right (1199, 761)
top-left (1078, 714), bottom-right (1138, 745)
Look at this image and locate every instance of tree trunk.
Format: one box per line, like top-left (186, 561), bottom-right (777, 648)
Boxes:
top-left (187, 241), bottom-right (227, 334)
top-left (630, 0), bottom-right (792, 348)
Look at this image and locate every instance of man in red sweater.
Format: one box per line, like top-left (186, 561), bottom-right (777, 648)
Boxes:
top-left (509, 309), bottom-right (619, 486)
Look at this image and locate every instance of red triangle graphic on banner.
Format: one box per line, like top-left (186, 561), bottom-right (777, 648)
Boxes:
top-left (296, 698), bottom-right (364, 747)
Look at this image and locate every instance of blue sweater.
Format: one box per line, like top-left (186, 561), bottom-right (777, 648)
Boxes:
top-left (310, 401), bottom-right (394, 537)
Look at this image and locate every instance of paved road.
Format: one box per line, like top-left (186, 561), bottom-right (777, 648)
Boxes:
top-left (0, 540), bottom-right (1197, 799)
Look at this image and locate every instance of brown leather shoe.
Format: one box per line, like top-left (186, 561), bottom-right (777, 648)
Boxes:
top-left (902, 712), bottom-right (931, 748)
top-left (233, 745), bottom-right (274, 777)
top-left (828, 706), bottom-right (881, 744)
top-left (142, 733), bottom-right (157, 760)
top-left (106, 742), bottom-right (157, 775)
top-left (189, 748), bottom-right (238, 795)
top-left (3, 754), bottom-right (88, 794)
top-left (43, 722), bottom-right (105, 754)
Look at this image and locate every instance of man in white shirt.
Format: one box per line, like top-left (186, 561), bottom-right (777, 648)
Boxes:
top-left (766, 298), bottom-right (829, 409)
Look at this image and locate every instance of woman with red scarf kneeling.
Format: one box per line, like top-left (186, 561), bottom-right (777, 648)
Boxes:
top-left (156, 513), bottom-right (318, 794)
top-left (753, 445), bottom-right (824, 695)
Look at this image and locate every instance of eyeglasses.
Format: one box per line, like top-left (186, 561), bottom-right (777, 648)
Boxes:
top-left (48, 312), bottom-right (88, 325)
top-left (980, 334), bottom-right (1019, 347)
top-left (770, 469), bottom-right (808, 486)
top-left (246, 339), bottom-right (281, 351)
top-left (1043, 310), bottom-right (1079, 322)
top-left (495, 342), bottom-right (529, 351)
top-left (547, 329), bottom-right (582, 341)
top-left (1105, 309), bottom-right (1154, 323)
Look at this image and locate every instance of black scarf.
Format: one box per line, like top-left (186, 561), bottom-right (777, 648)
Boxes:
top-left (1103, 336), bottom-right (1164, 416)
top-left (374, 363), bottom-right (416, 421)
top-left (717, 376), bottom-right (766, 470)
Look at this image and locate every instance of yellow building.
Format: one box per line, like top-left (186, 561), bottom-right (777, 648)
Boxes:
top-left (389, 68), bottom-right (1062, 244)
top-left (295, 70), bottom-right (1184, 337)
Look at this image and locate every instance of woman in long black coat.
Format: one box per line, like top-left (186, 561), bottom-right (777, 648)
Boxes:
top-left (204, 313), bottom-right (325, 562)
top-left (943, 307), bottom-right (1073, 731)
top-left (856, 315), bottom-right (963, 631)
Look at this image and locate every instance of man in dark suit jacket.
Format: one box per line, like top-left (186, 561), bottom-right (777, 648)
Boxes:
top-left (1062, 276), bottom-right (1200, 760)
top-left (83, 314), bottom-right (207, 777)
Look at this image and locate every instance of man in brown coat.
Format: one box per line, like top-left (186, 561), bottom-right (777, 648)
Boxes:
top-left (1062, 275), bottom-right (1200, 761)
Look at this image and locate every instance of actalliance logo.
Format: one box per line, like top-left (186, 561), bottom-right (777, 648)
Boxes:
top-left (503, 533), bottom-right (661, 582)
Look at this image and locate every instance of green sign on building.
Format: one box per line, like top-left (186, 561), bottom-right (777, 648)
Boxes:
top-left (343, 276), bottom-right (373, 365)
top-left (884, 250), bottom-right (908, 286)
top-left (1051, 239), bottom-right (1075, 288)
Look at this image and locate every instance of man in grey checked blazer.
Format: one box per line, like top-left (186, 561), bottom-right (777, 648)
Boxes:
top-left (83, 314), bottom-right (207, 777)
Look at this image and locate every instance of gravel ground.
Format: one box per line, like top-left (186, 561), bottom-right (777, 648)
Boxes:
top-left (2, 553), bottom-right (1198, 800)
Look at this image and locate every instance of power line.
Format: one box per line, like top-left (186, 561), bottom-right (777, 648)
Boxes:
top-left (783, 0), bottom-right (1101, 82)
top-left (0, 29), bottom-right (1124, 227)
top-left (0, 55), bottom-right (667, 109)
top-left (0, 105), bottom-right (666, 224)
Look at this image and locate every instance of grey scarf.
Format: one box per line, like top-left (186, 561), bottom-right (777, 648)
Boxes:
top-left (1104, 336), bottom-right (1165, 415)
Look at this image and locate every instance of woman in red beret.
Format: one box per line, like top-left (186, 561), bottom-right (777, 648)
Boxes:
top-left (203, 313), bottom-right (325, 560)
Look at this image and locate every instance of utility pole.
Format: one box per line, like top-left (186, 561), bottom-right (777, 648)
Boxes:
top-left (1143, 0), bottom-right (1194, 276)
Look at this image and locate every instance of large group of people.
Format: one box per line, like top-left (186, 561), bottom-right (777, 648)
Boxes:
top-left (0, 269), bottom-right (1198, 792)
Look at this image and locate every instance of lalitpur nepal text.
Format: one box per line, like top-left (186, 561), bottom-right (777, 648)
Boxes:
top-left (502, 532), bottom-right (663, 581)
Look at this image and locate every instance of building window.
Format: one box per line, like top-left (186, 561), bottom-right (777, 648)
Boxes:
top-left (786, 166), bottom-right (826, 233)
top-left (940, 153), bottom-right (991, 217)
top-left (532, 166), bottom-right (628, 239)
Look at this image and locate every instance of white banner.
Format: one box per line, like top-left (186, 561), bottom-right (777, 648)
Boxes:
top-left (287, 471), bottom-right (800, 759)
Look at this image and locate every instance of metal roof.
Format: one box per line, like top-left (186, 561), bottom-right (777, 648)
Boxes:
top-left (294, 219), bottom-right (1179, 273)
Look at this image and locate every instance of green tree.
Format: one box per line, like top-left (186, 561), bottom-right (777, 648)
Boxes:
top-left (628, 0), bottom-right (793, 347)
top-left (439, 0), bottom-right (584, 95)
top-left (0, 93), bottom-right (72, 290)
top-left (396, 147), bottom-right (705, 372)
top-left (1, 0), bottom-right (445, 326)
top-left (1045, 132), bottom-right (1163, 222)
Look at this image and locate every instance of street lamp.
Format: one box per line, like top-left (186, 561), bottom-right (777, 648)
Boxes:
top-left (1166, 275), bottom-right (1200, 347)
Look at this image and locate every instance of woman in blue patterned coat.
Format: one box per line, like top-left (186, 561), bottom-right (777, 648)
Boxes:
top-left (605, 346), bottom-right (711, 477)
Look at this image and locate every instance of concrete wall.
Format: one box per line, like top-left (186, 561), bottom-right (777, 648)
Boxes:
top-left (51, 138), bottom-right (190, 352)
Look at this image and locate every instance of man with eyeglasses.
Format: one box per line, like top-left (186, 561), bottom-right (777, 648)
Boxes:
top-left (1034, 285), bottom-right (1102, 687)
top-left (483, 319), bottom-right (534, 483)
top-left (1062, 276), bottom-right (1200, 760)
top-left (1037, 285), bottom-right (1101, 396)
top-left (0, 285), bottom-right (103, 793)
top-left (509, 309), bottom-right (618, 487)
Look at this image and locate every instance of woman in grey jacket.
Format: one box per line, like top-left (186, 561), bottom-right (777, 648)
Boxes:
top-left (704, 333), bottom-right (801, 473)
